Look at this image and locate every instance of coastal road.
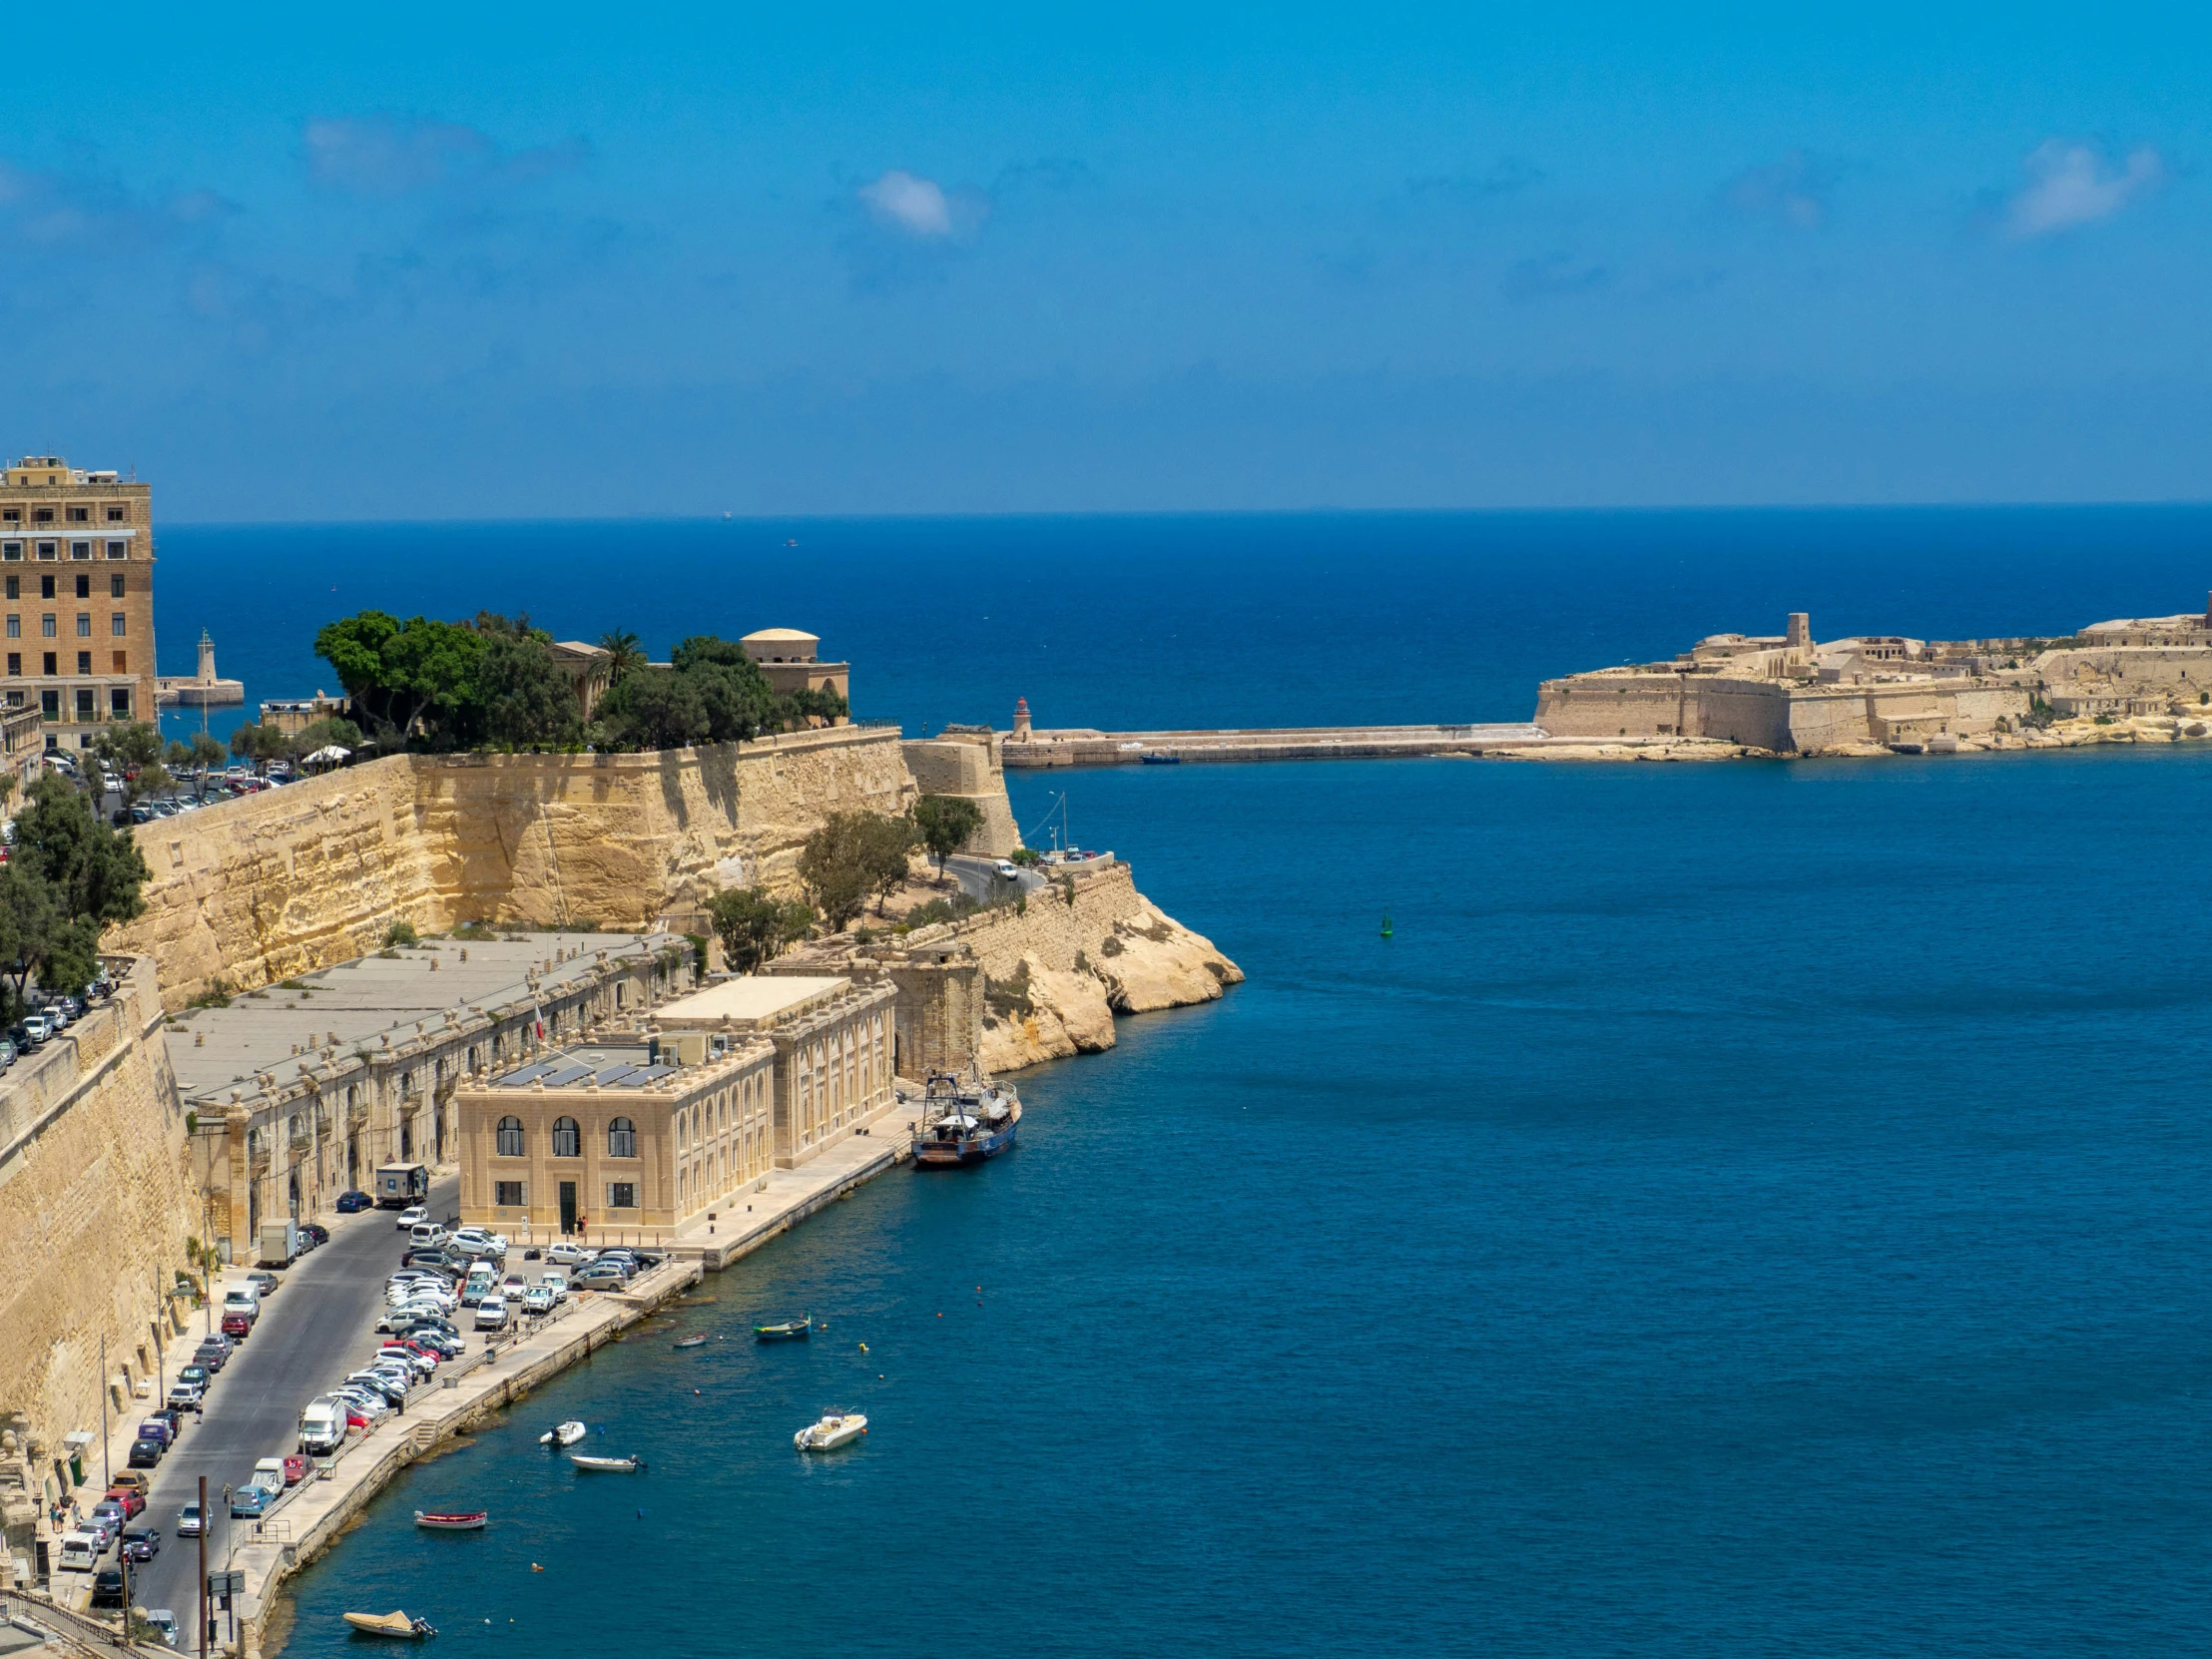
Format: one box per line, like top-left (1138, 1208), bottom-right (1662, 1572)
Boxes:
top-left (127, 1176), bottom-right (458, 1623)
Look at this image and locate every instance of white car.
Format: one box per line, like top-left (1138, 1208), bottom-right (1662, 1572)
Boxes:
top-left (396, 1205), bottom-right (427, 1231)
top-left (544, 1242), bottom-right (593, 1266)
top-left (537, 1273), bottom-right (569, 1304)
top-left (472, 1296), bottom-right (509, 1332)
top-left (330, 1388), bottom-right (391, 1422)
top-left (521, 1286), bottom-right (555, 1315)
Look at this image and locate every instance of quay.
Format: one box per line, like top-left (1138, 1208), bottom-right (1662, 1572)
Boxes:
top-left (1003, 721), bottom-right (1549, 769)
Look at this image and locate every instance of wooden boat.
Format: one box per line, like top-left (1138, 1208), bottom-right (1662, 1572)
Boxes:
top-left (538, 1420), bottom-right (585, 1447)
top-left (1139, 751), bottom-right (1182, 765)
top-left (341, 1611), bottom-right (436, 1638)
top-left (673, 1335), bottom-right (707, 1350)
top-left (570, 1453), bottom-right (646, 1472)
top-left (412, 1511), bottom-right (486, 1531)
top-left (754, 1318), bottom-right (810, 1342)
top-left (794, 1411), bottom-right (867, 1452)
top-left (912, 1074), bottom-right (1020, 1167)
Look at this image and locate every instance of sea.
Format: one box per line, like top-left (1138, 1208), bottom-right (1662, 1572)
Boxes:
top-left (179, 507), bottom-right (2212, 1657)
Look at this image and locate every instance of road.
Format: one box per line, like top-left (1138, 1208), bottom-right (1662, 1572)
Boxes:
top-left (126, 1176), bottom-right (458, 1623)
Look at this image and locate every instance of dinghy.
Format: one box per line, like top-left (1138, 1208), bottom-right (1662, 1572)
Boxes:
top-left (341, 1611), bottom-right (436, 1639)
top-left (538, 1420), bottom-right (586, 1447)
top-left (754, 1318), bottom-right (810, 1342)
top-left (793, 1411), bottom-right (867, 1452)
top-left (570, 1453), bottom-right (646, 1472)
top-left (412, 1511), bottom-right (486, 1531)
top-left (674, 1335), bottom-right (707, 1350)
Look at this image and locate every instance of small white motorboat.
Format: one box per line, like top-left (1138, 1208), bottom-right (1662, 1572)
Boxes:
top-left (341, 1611), bottom-right (436, 1639)
top-left (412, 1510), bottom-right (486, 1531)
top-left (794, 1412), bottom-right (867, 1452)
top-left (538, 1420), bottom-right (586, 1447)
top-left (570, 1453), bottom-right (646, 1472)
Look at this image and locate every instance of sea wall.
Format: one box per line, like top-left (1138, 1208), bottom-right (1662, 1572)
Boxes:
top-left (0, 957), bottom-right (196, 1517)
top-left (109, 727), bottom-right (914, 1009)
top-left (903, 862), bottom-right (1242, 1073)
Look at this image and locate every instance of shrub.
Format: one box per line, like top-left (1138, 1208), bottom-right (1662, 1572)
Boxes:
top-left (384, 920), bottom-right (418, 947)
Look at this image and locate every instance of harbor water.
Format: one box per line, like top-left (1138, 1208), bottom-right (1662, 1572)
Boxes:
top-left (184, 510), bottom-right (2212, 1655)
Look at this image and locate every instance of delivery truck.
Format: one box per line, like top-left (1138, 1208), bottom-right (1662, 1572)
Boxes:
top-left (258, 1218), bottom-right (299, 1267)
top-left (374, 1162), bottom-right (429, 1209)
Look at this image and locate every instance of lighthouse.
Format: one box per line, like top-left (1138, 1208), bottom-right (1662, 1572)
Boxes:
top-left (1011, 697), bottom-right (1032, 741)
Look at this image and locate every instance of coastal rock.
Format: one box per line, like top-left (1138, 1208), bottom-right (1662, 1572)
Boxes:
top-left (977, 952), bottom-right (1117, 1073)
top-left (1095, 902), bottom-right (1243, 1013)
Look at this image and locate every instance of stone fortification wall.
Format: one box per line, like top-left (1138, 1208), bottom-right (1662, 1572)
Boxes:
top-left (907, 862), bottom-right (1242, 1073)
top-left (1537, 669), bottom-right (2028, 755)
top-left (0, 957), bottom-right (196, 1514)
top-left (110, 727), bottom-right (914, 1009)
top-left (901, 736), bottom-right (1020, 855)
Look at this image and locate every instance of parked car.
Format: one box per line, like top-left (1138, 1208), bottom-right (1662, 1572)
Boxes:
top-left (249, 1458), bottom-right (286, 1495)
top-left (103, 1486), bottom-right (146, 1519)
top-left (0, 1037), bottom-right (17, 1070)
top-left (110, 1471), bottom-right (152, 1498)
top-left (122, 1526), bottom-right (162, 1563)
top-left (191, 1343), bottom-right (230, 1373)
top-left (177, 1365), bottom-right (211, 1390)
top-left (57, 1531), bottom-right (104, 1572)
top-left (245, 1270), bottom-right (279, 1297)
top-left (89, 1500), bottom-right (130, 1537)
top-left (136, 1417), bottom-right (175, 1448)
top-left (570, 1264), bottom-right (629, 1291)
top-left (221, 1313), bottom-right (252, 1340)
top-left (538, 1273), bottom-right (569, 1304)
top-left (281, 1454), bottom-right (308, 1485)
top-left (472, 1296), bottom-right (510, 1332)
top-left (128, 1438), bottom-right (165, 1468)
top-left (396, 1205), bottom-right (427, 1231)
top-left (342, 1373), bottom-right (406, 1406)
top-left (90, 1567), bottom-right (126, 1607)
top-left (544, 1241), bottom-right (593, 1266)
top-left (165, 1382), bottom-right (204, 1410)
top-left (335, 1190), bottom-right (372, 1213)
top-left (228, 1485), bottom-right (270, 1518)
top-left (520, 1286), bottom-right (554, 1316)
top-left (176, 1501), bottom-right (205, 1537)
top-left (138, 1608), bottom-right (179, 1648)
top-left (300, 1222), bottom-right (329, 1247)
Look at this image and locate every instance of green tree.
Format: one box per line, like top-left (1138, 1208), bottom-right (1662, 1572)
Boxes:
top-left (473, 618), bottom-right (580, 751)
top-left (93, 722), bottom-right (169, 808)
top-left (187, 731), bottom-right (228, 796)
top-left (860, 813), bottom-right (917, 913)
top-left (796, 812), bottom-right (894, 930)
top-left (313, 611), bottom-right (484, 745)
top-left (592, 667), bottom-right (709, 752)
top-left (231, 721), bottom-right (290, 775)
top-left (291, 715), bottom-right (363, 759)
top-left (912, 795), bottom-right (985, 881)
top-left (707, 885), bottom-right (814, 973)
top-left (0, 774), bottom-right (147, 999)
top-left (598, 630), bottom-right (647, 687)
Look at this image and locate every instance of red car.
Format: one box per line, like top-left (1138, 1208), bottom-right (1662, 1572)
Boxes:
top-left (221, 1313), bottom-right (251, 1339)
top-left (103, 1487), bottom-right (146, 1519)
top-left (280, 1455), bottom-right (307, 1486)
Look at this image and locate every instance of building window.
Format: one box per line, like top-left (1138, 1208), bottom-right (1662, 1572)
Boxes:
top-left (104, 506), bottom-right (125, 523)
top-left (0, 510), bottom-right (14, 524)
top-left (6, 690), bottom-right (21, 708)
top-left (75, 614), bottom-right (89, 638)
top-left (0, 544), bottom-right (16, 563)
top-left (69, 542), bottom-right (89, 561)
top-left (33, 542), bottom-right (53, 562)
top-left (110, 614), bottom-right (125, 638)
top-left (605, 1182), bottom-right (637, 1210)
top-left (5, 656), bottom-right (17, 678)
top-left (607, 1117), bottom-right (638, 1158)
top-left (39, 690), bottom-right (57, 721)
top-left (75, 653), bottom-right (91, 678)
top-left (4, 618), bottom-right (14, 641)
top-left (39, 616), bottom-right (53, 639)
top-left (109, 688), bottom-right (129, 717)
top-left (74, 688), bottom-right (93, 720)
top-left (66, 507), bottom-right (87, 524)
top-left (37, 577), bottom-right (51, 601)
top-left (551, 1116), bottom-right (580, 1158)
top-left (105, 541), bottom-right (126, 560)
top-left (109, 573), bottom-right (125, 598)
top-left (494, 1180), bottom-right (525, 1207)
top-left (31, 510), bottom-right (51, 525)
top-left (496, 1116), bottom-right (525, 1157)
top-left (40, 654), bottom-right (55, 677)
top-left (73, 575), bottom-right (88, 600)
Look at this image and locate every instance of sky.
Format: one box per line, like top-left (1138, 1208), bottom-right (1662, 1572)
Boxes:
top-left (6, 2), bottom-right (2209, 520)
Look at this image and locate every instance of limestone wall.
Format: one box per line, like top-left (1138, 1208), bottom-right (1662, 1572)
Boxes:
top-left (0, 957), bottom-right (196, 1511)
top-left (110, 727), bottom-right (915, 1009)
top-left (901, 736), bottom-right (1020, 855)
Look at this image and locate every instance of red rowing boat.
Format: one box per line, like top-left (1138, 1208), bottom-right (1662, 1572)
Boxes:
top-left (413, 1510), bottom-right (487, 1531)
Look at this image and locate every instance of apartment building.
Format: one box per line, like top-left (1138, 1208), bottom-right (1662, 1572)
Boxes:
top-left (0, 455), bottom-right (159, 752)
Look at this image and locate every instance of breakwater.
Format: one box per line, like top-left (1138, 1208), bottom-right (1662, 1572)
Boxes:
top-left (1004, 722), bottom-right (1549, 768)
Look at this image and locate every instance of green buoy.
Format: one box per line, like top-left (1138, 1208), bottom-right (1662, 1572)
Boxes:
top-left (1381, 912), bottom-right (1393, 938)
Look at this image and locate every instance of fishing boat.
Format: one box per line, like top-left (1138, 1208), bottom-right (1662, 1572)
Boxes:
top-left (538, 1420), bottom-right (586, 1447)
top-left (341, 1611), bottom-right (436, 1639)
top-left (911, 1072), bottom-right (1020, 1167)
top-left (674, 1335), bottom-right (708, 1350)
top-left (793, 1411), bottom-right (867, 1452)
top-left (754, 1318), bottom-right (811, 1342)
top-left (1139, 751), bottom-right (1182, 765)
top-left (570, 1453), bottom-right (646, 1472)
top-left (412, 1511), bottom-right (486, 1532)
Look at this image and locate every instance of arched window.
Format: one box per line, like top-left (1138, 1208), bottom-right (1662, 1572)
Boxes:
top-left (551, 1116), bottom-right (580, 1158)
top-left (496, 1116), bottom-right (524, 1157)
top-left (608, 1117), bottom-right (637, 1158)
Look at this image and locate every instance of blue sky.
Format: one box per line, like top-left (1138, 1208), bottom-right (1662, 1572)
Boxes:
top-left (7, 2), bottom-right (2206, 519)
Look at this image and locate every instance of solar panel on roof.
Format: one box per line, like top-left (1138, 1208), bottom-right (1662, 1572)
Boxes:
top-left (494, 1061), bottom-right (558, 1086)
top-left (540, 1064), bottom-right (593, 1088)
top-left (616, 1064), bottom-right (673, 1086)
top-left (592, 1065), bottom-right (642, 1087)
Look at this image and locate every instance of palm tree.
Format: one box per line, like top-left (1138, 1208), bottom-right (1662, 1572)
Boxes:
top-left (598, 629), bottom-right (646, 687)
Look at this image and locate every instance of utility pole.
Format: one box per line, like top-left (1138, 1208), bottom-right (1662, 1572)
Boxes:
top-left (197, 1474), bottom-right (208, 1659)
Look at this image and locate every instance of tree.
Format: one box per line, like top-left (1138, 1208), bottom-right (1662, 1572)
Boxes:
top-left (598, 630), bottom-right (647, 687)
top-left (592, 667), bottom-right (709, 752)
top-left (313, 611), bottom-right (483, 745)
top-left (93, 722), bottom-right (168, 807)
top-left (797, 812), bottom-right (895, 930)
top-left (188, 732), bottom-right (228, 795)
top-left (912, 795), bottom-right (985, 880)
top-left (290, 715), bottom-right (363, 760)
top-left (231, 721), bottom-right (289, 775)
top-left (707, 886), bottom-right (813, 973)
top-left (473, 619), bottom-right (580, 751)
top-left (0, 775), bottom-right (147, 1000)
top-left (860, 813), bottom-right (917, 913)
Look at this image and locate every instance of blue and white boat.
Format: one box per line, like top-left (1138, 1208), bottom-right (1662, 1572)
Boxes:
top-left (911, 1074), bottom-right (1020, 1167)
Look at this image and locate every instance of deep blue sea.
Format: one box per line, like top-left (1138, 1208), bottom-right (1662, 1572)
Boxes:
top-left (229, 510), bottom-right (2212, 1656)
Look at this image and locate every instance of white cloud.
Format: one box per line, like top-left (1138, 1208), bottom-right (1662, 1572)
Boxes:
top-left (2006, 140), bottom-right (2163, 238)
top-left (858, 170), bottom-right (954, 238)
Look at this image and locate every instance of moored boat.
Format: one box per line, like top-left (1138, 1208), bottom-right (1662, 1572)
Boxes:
top-left (911, 1073), bottom-right (1020, 1167)
top-left (538, 1420), bottom-right (586, 1447)
top-left (793, 1411), bottom-right (867, 1451)
top-left (412, 1511), bottom-right (486, 1531)
top-left (342, 1611), bottom-right (436, 1639)
top-left (570, 1453), bottom-right (646, 1472)
top-left (674, 1335), bottom-right (707, 1349)
top-left (754, 1318), bottom-right (811, 1342)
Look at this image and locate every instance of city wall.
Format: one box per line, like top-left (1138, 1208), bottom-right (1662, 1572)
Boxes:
top-left (110, 727), bottom-right (914, 1009)
top-left (0, 957), bottom-right (196, 1521)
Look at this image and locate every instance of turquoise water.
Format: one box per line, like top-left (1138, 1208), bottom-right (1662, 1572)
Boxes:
top-left (274, 740), bottom-right (2212, 1656)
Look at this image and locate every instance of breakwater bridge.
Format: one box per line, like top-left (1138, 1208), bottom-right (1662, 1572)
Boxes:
top-left (1002, 722), bottom-right (1551, 768)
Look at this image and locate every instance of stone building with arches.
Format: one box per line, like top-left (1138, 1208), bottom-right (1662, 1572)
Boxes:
top-left (454, 973), bottom-right (898, 1238)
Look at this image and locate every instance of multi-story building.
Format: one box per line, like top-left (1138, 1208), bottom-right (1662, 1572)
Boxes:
top-left (0, 455), bottom-right (159, 753)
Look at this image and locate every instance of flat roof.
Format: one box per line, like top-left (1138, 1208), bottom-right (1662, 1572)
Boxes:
top-left (489, 1042), bottom-right (664, 1089)
top-left (167, 930), bottom-right (675, 1105)
top-left (655, 975), bottom-right (847, 1028)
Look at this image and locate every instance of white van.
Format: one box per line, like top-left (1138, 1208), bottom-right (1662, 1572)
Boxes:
top-left (222, 1286), bottom-right (261, 1323)
top-left (298, 1397), bottom-right (345, 1454)
top-left (409, 1222), bottom-right (449, 1248)
top-left (251, 1457), bottom-right (287, 1495)
top-left (58, 1530), bottom-right (103, 1571)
